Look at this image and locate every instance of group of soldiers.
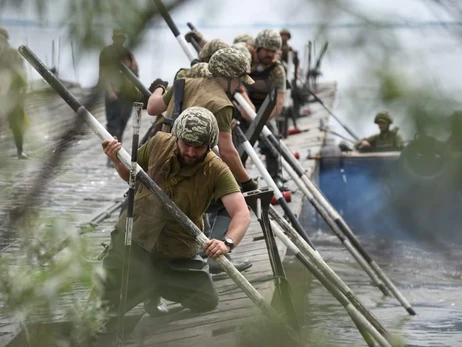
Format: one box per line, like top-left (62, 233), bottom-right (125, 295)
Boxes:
top-left (97, 27), bottom-right (297, 316)
top-left (1, 24), bottom-right (409, 319)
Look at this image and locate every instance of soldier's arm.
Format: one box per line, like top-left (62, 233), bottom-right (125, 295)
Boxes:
top-left (269, 64), bottom-right (286, 120)
top-left (147, 87), bottom-right (169, 116)
top-left (221, 191), bottom-right (250, 247)
top-left (218, 131), bottom-right (251, 183)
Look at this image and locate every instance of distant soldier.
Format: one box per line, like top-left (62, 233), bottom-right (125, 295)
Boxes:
top-left (355, 111), bottom-right (404, 150)
top-left (279, 28), bottom-right (294, 65)
top-left (0, 26), bottom-right (29, 159)
top-left (99, 28), bottom-right (139, 166)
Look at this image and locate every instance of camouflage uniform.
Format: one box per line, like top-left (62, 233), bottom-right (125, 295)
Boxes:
top-left (240, 29), bottom-right (286, 184)
top-left (102, 107), bottom-right (240, 313)
top-left (356, 112), bottom-right (404, 149)
top-left (0, 27), bottom-right (29, 158)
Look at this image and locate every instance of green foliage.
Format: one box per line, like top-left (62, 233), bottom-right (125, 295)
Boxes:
top-left (0, 213), bottom-right (108, 344)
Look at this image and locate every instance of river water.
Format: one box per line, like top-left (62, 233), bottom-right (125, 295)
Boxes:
top-left (292, 195), bottom-right (462, 347)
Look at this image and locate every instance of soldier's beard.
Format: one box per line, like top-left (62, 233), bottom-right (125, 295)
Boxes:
top-left (178, 151), bottom-right (208, 166)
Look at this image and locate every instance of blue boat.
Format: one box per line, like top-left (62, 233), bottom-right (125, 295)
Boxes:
top-left (313, 137), bottom-right (462, 243)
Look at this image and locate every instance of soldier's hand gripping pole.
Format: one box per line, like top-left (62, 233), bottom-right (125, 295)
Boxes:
top-left (116, 102), bottom-right (143, 347)
top-left (19, 44), bottom-right (290, 328)
top-left (186, 22), bottom-right (202, 53)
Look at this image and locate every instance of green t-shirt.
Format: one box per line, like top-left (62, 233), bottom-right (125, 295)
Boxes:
top-left (162, 82), bottom-right (233, 133)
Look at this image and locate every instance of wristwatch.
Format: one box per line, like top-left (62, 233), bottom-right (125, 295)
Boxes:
top-left (223, 237), bottom-right (235, 251)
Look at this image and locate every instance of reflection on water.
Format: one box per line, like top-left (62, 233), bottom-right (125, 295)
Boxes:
top-left (286, 202), bottom-right (462, 346)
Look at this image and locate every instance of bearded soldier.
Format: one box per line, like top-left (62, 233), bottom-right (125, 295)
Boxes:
top-left (101, 107), bottom-right (250, 315)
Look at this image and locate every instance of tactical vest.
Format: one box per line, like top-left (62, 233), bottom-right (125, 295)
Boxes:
top-left (161, 78), bottom-right (233, 133)
top-left (246, 62), bottom-right (281, 111)
top-left (116, 132), bottom-right (228, 259)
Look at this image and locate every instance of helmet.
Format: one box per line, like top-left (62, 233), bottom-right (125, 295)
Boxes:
top-left (171, 106), bottom-right (219, 148)
top-left (280, 28), bottom-right (291, 39)
top-left (112, 28), bottom-right (127, 39)
top-left (374, 111), bottom-right (393, 124)
top-left (0, 27), bottom-right (9, 40)
top-left (185, 62), bottom-right (211, 78)
top-left (233, 33), bottom-right (255, 47)
top-left (208, 48), bottom-right (254, 84)
top-left (199, 39), bottom-right (229, 62)
top-left (255, 29), bottom-right (282, 51)
top-left (231, 42), bottom-right (252, 63)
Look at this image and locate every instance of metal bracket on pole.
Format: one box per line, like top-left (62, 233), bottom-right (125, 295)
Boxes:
top-left (244, 188), bottom-right (300, 331)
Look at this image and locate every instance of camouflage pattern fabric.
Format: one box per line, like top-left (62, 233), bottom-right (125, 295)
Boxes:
top-left (255, 29), bottom-right (282, 51)
top-left (171, 106), bottom-right (219, 148)
top-left (184, 63), bottom-right (211, 78)
top-left (231, 42), bottom-right (252, 63)
top-left (208, 48), bottom-right (254, 84)
top-left (199, 39), bottom-right (229, 62)
top-left (374, 111), bottom-right (393, 124)
top-left (233, 33), bottom-right (255, 47)
top-left (358, 130), bottom-right (404, 149)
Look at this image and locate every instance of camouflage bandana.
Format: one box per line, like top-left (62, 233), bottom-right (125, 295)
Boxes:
top-left (208, 48), bottom-right (255, 84)
top-left (185, 63), bottom-right (211, 78)
top-left (171, 106), bottom-right (219, 148)
top-left (199, 39), bottom-right (229, 61)
top-left (233, 33), bottom-right (255, 47)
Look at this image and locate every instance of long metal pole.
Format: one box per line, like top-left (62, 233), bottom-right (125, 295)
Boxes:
top-left (235, 125), bottom-right (392, 342)
top-left (271, 222), bottom-right (390, 347)
top-left (234, 92), bottom-right (390, 295)
top-left (19, 44), bottom-right (289, 327)
top-left (276, 132), bottom-right (417, 316)
top-left (116, 102), bottom-right (143, 347)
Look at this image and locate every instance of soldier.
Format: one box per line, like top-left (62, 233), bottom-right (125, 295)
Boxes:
top-left (101, 106), bottom-right (250, 315)
top-left (147, 48), bottom-right (258, 273)
top-left (355, 111), bottom-right (404, 150)
top-left (279, 28), bottom-right (294, 65)
top-left (0, 26), bottom-right (29, 159)
top-left (239, 29), bottom-right (287, 189)
top-left (98, 28), bottom-right (139, 166)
